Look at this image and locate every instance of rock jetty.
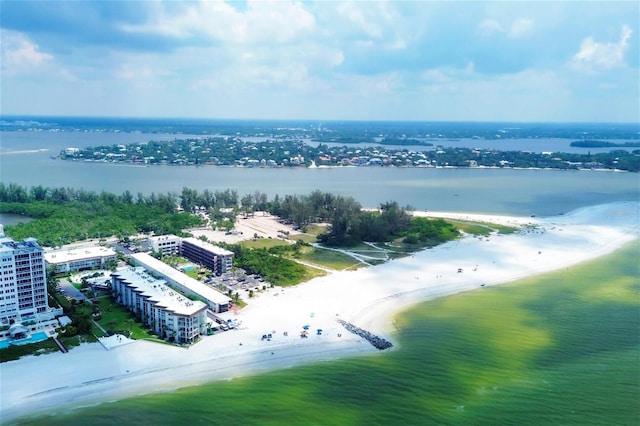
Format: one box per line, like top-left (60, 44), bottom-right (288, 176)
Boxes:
top-left (337, 318), bottom-right (393, 350)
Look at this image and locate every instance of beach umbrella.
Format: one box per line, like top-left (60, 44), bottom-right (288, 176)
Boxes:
top-left (303, 325), bottom-right (310, 330)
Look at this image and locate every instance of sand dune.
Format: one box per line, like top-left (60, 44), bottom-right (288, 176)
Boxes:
top-left (1, 201), bottom-right (638, 422)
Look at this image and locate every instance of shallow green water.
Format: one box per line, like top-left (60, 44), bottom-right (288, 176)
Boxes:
top-left (17, 241), bottom-right (639, 425)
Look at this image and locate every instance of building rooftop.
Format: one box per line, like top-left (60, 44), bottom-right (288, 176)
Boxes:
top-left (44, 246), bottom-right (117, 265)
top-left (148, 234), bottom-right (181, 242)
top-left (130, 253), bottom-right (231, 305)
top-left (182, 237), bottom-right (234, 256)
top-left (0, 233), bottom-right (43, 253)
top-left (112, 267), bottom-right (207, 316)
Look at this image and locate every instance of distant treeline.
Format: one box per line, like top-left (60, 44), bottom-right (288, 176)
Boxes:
top-left (0, 185), bottom-right (459, 248)
top-left (4, 116), bottom-right (640, 140)
top-left (0, 183), bottom-right (201, 246)
top-left (570, 140), bottom-right (640, 148)
top-left (310, 136), bottom-right (432, 146)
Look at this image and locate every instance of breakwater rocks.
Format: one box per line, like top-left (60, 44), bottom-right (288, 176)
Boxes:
top-left (337, 318), bottom-right (393, 350)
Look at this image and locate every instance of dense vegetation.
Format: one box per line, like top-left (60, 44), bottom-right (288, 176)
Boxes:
top-left (570, 140), bottom-right (640, 148)
top-left (225, 243), bottom-right (309, 286)
top-left (0, 333), bottom-right (83, 363)
top-left (1, 184), bottom-right (459, 250)
top-left (0, 183), bottom-right (202, 246)
top-left (267, 191), bottom-right (459, 246)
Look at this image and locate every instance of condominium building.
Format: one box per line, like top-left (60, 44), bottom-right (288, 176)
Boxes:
top-left (145, 234), bottom-right (181, 256)
top-left (130, 252), bottom-right (231, 313)
top-left (111, 267), bottom-right (208, 344)
top-left (44, 246), bottom-right (117, 274)
top-left (181, 237), bottom-right (234, 275)
top-left (0, 225), bottom-right (62, 339)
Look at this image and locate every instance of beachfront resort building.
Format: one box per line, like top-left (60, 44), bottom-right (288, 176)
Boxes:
top-left (111, 267), bottom-right (208, 344)
top-left (44, 246), bottom-right (117, 274)
top-left (180, 237), bottom-right (234, 275)
top-left (130, 252), bottom-right (231, 313)
top-left (0, 225), bottom-right (62, 342)
top-left (145, 234), bottom-right (181, 256)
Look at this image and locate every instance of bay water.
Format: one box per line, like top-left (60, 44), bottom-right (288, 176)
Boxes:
top-left (1, 131), bottom-right (638, 216)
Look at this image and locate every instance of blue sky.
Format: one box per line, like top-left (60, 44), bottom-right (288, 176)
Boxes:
top-left (1, 1), bottom-right (638, 122)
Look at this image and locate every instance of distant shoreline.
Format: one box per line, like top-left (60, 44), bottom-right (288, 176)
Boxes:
top-left (52, 157), bottom-right (634, 173)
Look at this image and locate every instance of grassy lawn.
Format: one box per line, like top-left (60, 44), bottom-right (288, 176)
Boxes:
top-left (444, 219), bottom-right (518, 236)
top-left (289, 233), bottom-right (319, 244)
top-left (299, 263), bottom-right (327, 282)
top-left (54, 293), bottom-right (72, 310)
top-left (240, 238), bottom-right (290, 249)
top-left (184, 269), bottom-right (199, 279)
top-left (347, 249), bottom-right (389, 260)
top-left (293, 246), bottom-right (363, 270)
top-left (95, 297), bottom-right (164, 342)
top-left (302, 223), bottom-right (328, 236)
top-left (91, 321), bottom-right (108, 338)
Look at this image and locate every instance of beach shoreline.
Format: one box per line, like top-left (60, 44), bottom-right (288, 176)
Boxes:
top-left (1, 201), bottom-right (639, 423)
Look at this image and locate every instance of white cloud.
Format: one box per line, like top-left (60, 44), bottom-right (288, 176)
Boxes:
top-left (479, 17), bottom-right (533, 38)
top-left (337, 1), bottom-right (384, 39)
top-left (113, 1), bottom-right (340, 93)
top-left (0, 30), bottom-right (53, 75)
top-left (479, 19), bottom-right (504, 35)
top-left (121, 0), bottom-right (315, 44)
top-left (570, 24), bottom-right (633, 72)
top-left (1, 1), bottom-right (638, 121)
top-left (421, 62), bottom-right (475, 84)
top-left (509, 18), bottom-right (534, 38)
top-left (332, 0), bottom-right (410, 49)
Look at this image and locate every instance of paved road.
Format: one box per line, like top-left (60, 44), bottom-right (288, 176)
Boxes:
top-left (57, 278), bottom-right (86, 301)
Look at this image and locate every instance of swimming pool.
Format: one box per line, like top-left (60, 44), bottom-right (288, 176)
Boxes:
top-left (0, 331), bottom-right (49, 349)
top-left (181, 264), bottom-right (198, 272)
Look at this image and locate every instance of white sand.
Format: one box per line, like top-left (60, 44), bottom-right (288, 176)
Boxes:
top-left (188, 212), bottom-right (302, 244)
top-left (1, 201), bottom-right (638, 422)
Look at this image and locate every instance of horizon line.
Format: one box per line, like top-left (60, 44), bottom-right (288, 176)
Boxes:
top-left (1, 114), bottom-right (639, 126)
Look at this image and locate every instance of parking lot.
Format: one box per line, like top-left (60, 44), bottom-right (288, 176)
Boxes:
top-left (57, 278), bottom-right (86, 301)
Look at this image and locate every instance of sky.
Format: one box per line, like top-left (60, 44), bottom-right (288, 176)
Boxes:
top-left (1, 1), bottom-right (638, 122)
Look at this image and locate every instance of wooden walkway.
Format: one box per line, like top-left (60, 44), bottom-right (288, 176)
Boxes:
top-left (52, 336), bottom-right (68, 353)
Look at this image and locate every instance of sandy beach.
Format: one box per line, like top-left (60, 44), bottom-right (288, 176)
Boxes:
top-left (187, 211), bottom-right (303, 244)
top-left (1, 201), bottom-right (638, 423)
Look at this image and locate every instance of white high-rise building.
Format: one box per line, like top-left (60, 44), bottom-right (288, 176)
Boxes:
top-left (0, 225), bottom-right (52, 327)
